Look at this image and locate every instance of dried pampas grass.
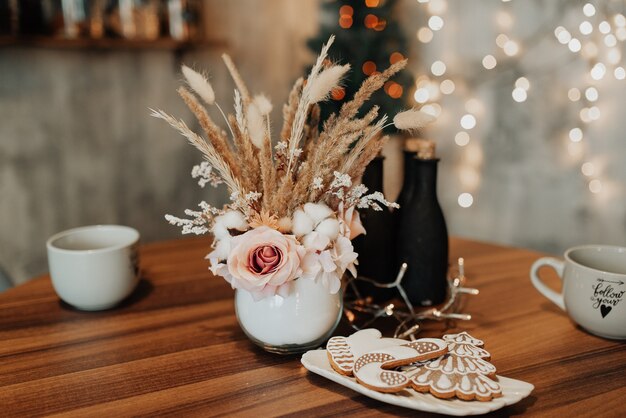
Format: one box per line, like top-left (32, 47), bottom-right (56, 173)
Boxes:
top-left (181, 65), bottom-right (215, 105)
top-left (154, 35), bottom-right (435, 220)
top-left (393, 109), bottom-right (436, 130)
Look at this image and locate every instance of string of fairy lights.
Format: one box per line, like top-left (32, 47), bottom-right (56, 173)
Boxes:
top-left (411, 0), bottom-right (625, 207)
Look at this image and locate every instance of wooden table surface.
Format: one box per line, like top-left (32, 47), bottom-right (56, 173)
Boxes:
top-left (1, 237), bottom-right (625, 417)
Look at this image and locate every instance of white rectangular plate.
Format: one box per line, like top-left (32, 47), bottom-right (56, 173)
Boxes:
top-left (301, 349), bottom-right (534, 416)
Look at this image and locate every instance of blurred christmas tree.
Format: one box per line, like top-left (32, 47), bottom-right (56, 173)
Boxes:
top-left (308, 0), bottom-right (413, 131)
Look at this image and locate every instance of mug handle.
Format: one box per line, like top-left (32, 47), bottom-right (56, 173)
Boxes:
top-left (530, 257), bottom-right (566, 311)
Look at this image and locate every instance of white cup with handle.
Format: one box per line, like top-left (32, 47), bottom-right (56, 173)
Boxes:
top-left (530, 244), bottom-right (626, 340)
top-left (47, 225), bottom-right (140, 311)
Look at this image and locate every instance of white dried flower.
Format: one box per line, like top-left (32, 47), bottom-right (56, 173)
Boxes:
top-left (191, 161), bottom-right (223, 188)
top-left (275, 141), bottom-right (288, 151)
top-left (393, 109), bottom-right (436, 130)
top-left (330, 171), bottom-right (353, 190)
top-left (245, 191), bottom-right (262, 202)
top-left (181, 65), bottom-right (215, 105)
top-left (253, 94), bottom-right (273, 116)
top-left (312, 177), bottom-right (324, 190)
top-left (308, 64), bottom-right (351, 104)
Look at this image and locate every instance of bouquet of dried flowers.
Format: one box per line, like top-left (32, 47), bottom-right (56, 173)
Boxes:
top-left (153, 36), bottom-right (434, 301)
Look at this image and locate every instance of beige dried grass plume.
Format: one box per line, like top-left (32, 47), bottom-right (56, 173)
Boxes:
top-left (154, 36), bottom-right (435, 219)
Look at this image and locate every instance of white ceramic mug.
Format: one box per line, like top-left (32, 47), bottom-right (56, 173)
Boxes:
top-left (47, 225), bottom-right (140, 311)
top-left (530, 245), bottom-right (626, 340)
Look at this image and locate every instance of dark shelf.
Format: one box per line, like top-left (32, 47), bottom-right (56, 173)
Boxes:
top-left (0, 36), bottom-right (226, 51)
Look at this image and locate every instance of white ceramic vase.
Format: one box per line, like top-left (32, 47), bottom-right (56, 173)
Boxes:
top-left (234, 278), bottom-right (343, 354)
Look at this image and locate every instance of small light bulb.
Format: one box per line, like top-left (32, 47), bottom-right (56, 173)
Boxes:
top-left (455, 131), bottom-right (470, 146)
top-left (440, 79), bottom-right (455, 94)
top-left (482, 55), bottom-right (497, 69)
top-left (515, 77), bottom-right (530, 90)
top-left (458, 193), bottom-right (474, 208)
top-left (579, 21), bottom-right (593, 35)
top-left (460, 114), bottom-right (477, 130)
top-left (585, 87), bottom-right (598, 102)
top-left (431, 60), bottom-right (447, 76)
top-left (413, 88), bottom-right (429, 103)
top-left (496, 33), bottom-right (509, 48)
top-left (556, 28), bottom-right (571, 44)
top-left (568, 88), bottom-right (581, 101)
top-left (512, 87), bottom-right (527, 102)
top-left (616, 27), bottom-right (626, 41)
top-left (580, 107), bottom-right (592, 123)
top-left (581, 162), bottom-right (595, 176)
top-left (588, 106), bottom-right (601, 120)
top-left (614, 66), bottom-right (626, 80)
top-left (569, 127), bottom-right (583, 142)
top-left (427, 0), bottom-right (447, 15)
top-left (590, 63), bottom-right (606, 80)
top-left (614, 14), bottom-right (626, 27)
top-left (503, 40), bottom-right (520, 56)
top-left (589, 179), bottom-right (602, 194)
top-left (417, 27), bottom-right (434, 43)
top-left (465, 98), bottom-right (483, 115)
top-left (428, 15), bottom-right (444, 31)
top-left (607, 48), bottom-right (621, 65)
top-left (599, 21), bottom-right (611, 34)
top-left (604, 34), bottom-right (617, 47)
top-left (496, 11), bottom-right (513, 29)
top-left (583, 3), bottom-right (596, 17)
top-left (568, 38), bottom-right (582, 52)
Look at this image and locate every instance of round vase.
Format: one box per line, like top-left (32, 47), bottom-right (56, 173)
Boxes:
top-left (234, 278), bottom-right (343, 354)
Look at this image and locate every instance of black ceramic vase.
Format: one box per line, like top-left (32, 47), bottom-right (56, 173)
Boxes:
top-left (396, 154), bottom-right (449, 307)
top-left (352, 156), bottom-right (397, 301)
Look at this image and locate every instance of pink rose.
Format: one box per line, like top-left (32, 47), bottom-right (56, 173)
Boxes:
top-left (339, 204), bottom-right (366, 240)
top-left (226, 226), bottom-right (306, 300)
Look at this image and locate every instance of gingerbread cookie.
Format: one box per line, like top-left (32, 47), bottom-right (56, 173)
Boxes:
top-left (409, 332), bottom-right (502, 401)
top-left (353, 338), bottom-right (448, 393)
top-left (326, 329), bottom-right (406, 376)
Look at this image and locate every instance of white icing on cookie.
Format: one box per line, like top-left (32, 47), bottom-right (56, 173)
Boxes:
top-left (409, 332), bottom-right (502, 401)
top-left (353, 338), bottom-right (448, 393)
top-left (326, 329), bottom-right (407, 376)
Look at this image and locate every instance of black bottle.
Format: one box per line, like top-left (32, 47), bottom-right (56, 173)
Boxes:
top-left (396, 139), bottom-right (448, 307)
top-left (352, 155), bottom-right (396, 300)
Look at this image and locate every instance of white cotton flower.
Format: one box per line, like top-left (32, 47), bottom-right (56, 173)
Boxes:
top-left (207, 237), bottom-right (231, 261)
top-left (393, 109), bottom-right (436, 130)
top-left (303, 202), bottom-right (334, 225)
top-left (253, 94), bottom-right (273, 116)
top-left (292, 209), bottom-right (315, 236)
top-left (277, 217), bottom-right (292, 233)
top-left (215, 210), bottom-right (248, 231)
top-left (315, 218), bottom-right (340, 241)
top-left (212, 222), bottom-right (230, 240)
top-left (302, 231), bottom-right (331, 252)
top-left (181, 65), bottom-right (215, 105)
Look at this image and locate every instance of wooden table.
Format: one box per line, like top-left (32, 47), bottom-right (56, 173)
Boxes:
top-left (1, 237), bottom-right (624, 417)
